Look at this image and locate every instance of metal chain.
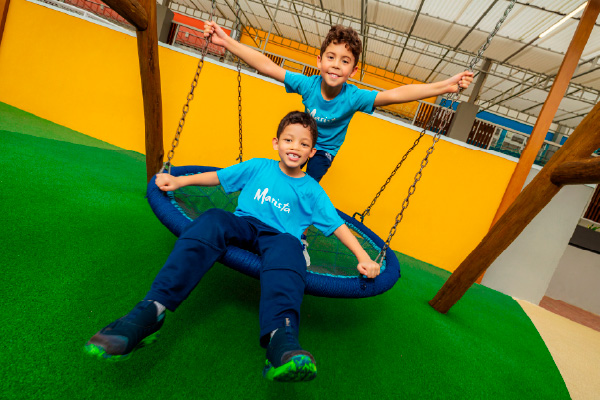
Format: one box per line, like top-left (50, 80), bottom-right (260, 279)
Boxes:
top-left (161, 0), bottom-right (217, 174)
top-left (356, 0), bottom-right (516, 223)
top-left (352, 108), bottom-right (435, 222)
top-left (468, 0), bottom-right (516, 72)
top-left (374, 0), bottom-right (516, 264)
top-left (375, 95), bottom-right (457, 265)
top-left (235, 1), bottom-right (243, 163)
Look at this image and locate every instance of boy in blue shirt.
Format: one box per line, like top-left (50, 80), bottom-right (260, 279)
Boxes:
top-left (84, 111), bottom-right (380, 382)
top-left (204, 23), bottom-right (473, 182)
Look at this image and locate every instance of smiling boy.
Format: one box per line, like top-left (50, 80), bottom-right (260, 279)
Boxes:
top-left (84, 111), bottom-right (380, 382)
top-left (204, 23), bottom-right (473, 182)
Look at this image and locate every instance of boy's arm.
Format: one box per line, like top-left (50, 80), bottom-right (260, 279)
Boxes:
top-left (204, 21), bottom-right (286, 83)
top-left (155, 171), bottom-right (220, 192)
top-left (373, 71), bottom-right (474, 107)
top-left (333, 224), bottom-right (381, 279)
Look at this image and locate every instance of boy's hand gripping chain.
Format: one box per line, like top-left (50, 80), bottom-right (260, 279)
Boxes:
top-left (372, 0), bottom-right (516, 266)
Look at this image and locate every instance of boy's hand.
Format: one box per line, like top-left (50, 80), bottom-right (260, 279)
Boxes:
top-left (446, 71), bottom-right (474, 93)
top-left (357, 259), bottom-right (381, 279)
top-left (204, 21), bottom-right (229, 47)
top-left (155, 173), bottom-right (181, 192)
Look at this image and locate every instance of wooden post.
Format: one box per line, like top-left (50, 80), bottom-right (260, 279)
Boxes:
top-left (0, 0), bottom-right (10, 49)
top-left (490, 0), bottom-right (600, 226)
top-left (135, 0), bottom-right (164, 182)
top-left (472, 0), bottom-right (600, 284)
top-left (102, 0), bottom-right (148, 30)
top-left (429, 101), bottom-right (600, 314)
top-left (550, 157), bottom-right (600, 185)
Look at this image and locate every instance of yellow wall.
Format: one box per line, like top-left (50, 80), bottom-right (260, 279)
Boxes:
top-left (0, 0), bottom-right (516, 272)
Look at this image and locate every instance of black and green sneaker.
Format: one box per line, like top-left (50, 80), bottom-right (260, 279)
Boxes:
top-left (84, 300), bottom-right (165, 362)
top-left (263, 318), bottom-right (317, 382)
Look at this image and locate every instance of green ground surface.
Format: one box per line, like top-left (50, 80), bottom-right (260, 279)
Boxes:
top-left (0, 102), bottom-right (569, 399)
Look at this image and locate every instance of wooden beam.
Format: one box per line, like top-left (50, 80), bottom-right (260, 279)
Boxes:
top-left (135, 0), bottom-right (163, 181)
top-left (551, 157), bottom-right (600, 185)
top-left (490, 0), bottom-right (600, 226)
top-left (429, 100), bottom-right (600, 314)
top-left (0, 0), bottom-right (10, 49)
top-left (103, 0), bottom-right (148, 31)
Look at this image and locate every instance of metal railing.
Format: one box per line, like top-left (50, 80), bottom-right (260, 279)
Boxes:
top-left (411, 101), bottom-right (573, 166)
top-left (39, 0), bottom-right (134, 30)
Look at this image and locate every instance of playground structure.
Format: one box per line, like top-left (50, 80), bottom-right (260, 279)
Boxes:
top-left (1, 0), bottom-right (599, 312)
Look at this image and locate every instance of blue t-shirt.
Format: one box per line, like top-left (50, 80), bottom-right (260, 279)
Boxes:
top-left (217, 158), bottom-right (344, 241)
top-left (284, 71), bottom-right (378, 156)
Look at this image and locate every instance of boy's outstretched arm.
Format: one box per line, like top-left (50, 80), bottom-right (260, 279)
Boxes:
top-left (333, 224), bottom-right (381, 279)
top-left (373, 71), bottom-right (474, 107)
top-left (155, 171), bottom-right (220, 192)
top-left (204, 21), bottom-right (286, 83)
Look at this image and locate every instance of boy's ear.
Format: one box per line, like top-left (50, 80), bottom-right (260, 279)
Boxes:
top-left (349, 65), bottom-right (359, 78)
top-left (272, 137), bottom-right (279, 150)
top-left (316, 55), bottom-right (322, 69)
top-left (309, 147), bottom-right (317, 158)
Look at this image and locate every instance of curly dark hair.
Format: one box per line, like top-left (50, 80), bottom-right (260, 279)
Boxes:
top-left (320, 25), bottom-right (362, 67)
top-left (276, 111), bottom-right (319, 147)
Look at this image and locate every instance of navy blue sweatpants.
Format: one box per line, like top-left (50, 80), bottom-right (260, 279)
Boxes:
top-left (144, 208), bottom-right (307, 347)
top-left (305, 150), bottom-right (335, 182)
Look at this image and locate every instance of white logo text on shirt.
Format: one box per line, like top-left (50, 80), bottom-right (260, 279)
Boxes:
top-left (254, 188), bottom-right (291, 213)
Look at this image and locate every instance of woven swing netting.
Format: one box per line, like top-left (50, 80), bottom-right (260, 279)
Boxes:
top-left (147, 166), bottom-right (400, 298)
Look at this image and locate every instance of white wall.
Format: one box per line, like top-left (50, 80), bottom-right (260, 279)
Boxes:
top-left (481, 168), bottom-right (595, 305)
top-left (546, 246), bottom-right (600, 315)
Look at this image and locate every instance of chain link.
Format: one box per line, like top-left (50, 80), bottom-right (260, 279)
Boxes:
top-left (235, 1), bottom-right (244, 163)
top-left (161, 0), bottom-right (217, 174)
top-left (373, 0), bottom-right (516, 265)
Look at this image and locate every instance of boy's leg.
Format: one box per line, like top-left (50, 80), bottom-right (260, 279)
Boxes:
top-left (302, 150), bottom-right (335, 265)
top-left (85, 209), bottom-right (256, 361)
top-left (144, 208), bottom-right (255, 310)
top-left (305, 150), bottom-right (334, 182)
top-left (256, 233), bottom-right (316, 381)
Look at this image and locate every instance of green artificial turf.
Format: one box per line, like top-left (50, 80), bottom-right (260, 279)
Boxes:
top-left (0, 102), bottom-right (569, 399)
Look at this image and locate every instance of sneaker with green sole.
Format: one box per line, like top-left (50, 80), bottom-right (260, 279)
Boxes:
top-left (263, 318), bottom-right (317, 382)
top-left (84, 300), bottom-right (165, 361)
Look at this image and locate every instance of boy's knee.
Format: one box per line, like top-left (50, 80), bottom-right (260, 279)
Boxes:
top-left (262, 235), bottom-right (306, 278)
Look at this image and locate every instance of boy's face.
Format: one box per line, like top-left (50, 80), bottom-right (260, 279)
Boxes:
top-left (317, 42), bottom-right (359, 89)
top-left (273, 123), bottom-right (317, 175)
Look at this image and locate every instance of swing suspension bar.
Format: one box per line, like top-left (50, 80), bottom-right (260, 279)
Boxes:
top-left (372, 0), bottom-right (517, 264)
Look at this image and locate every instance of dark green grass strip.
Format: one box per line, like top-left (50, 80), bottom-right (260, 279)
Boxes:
top-left (0, 103), bottom-right (569, 399)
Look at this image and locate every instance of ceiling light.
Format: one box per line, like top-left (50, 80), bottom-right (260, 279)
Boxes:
top-left (539, 2), bottom-right (588, 38)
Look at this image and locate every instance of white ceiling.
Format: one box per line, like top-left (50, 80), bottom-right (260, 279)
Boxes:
top-left (168, 0), bottom-right (600, 131)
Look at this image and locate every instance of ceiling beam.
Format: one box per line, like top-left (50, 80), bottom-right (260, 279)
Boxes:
top-left (291, 2), bottom-right (309, 45)
top-left (480, 56), bottom-right (600, 110)
top-left (360, 0), bottom-right (368, 80)
top-left (256, 0), bottom-right (282, 37)
top-left (393, 0), bottom-right (424, 73)
top-left (425, 0), bottom-right (499, 82)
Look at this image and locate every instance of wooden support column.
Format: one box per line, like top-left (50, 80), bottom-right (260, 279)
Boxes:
top-left (551, 157), bottom-right (600, 185)
top-left (490, 0), bottom-right (600, 226)
top-left (103, 0), bottom-right (148, 30)
top-left (0, 0), bottom-right (10, 49)
top-left (429, 101), bottom-right (600, 314)
top-left (134, 0), bottom-right (164, 182)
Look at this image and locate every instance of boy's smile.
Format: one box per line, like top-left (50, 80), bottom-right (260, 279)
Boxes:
top-left (317, 42), bottom-right (359, 98)
top-left (273, 124), bottom-right (317, 178)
